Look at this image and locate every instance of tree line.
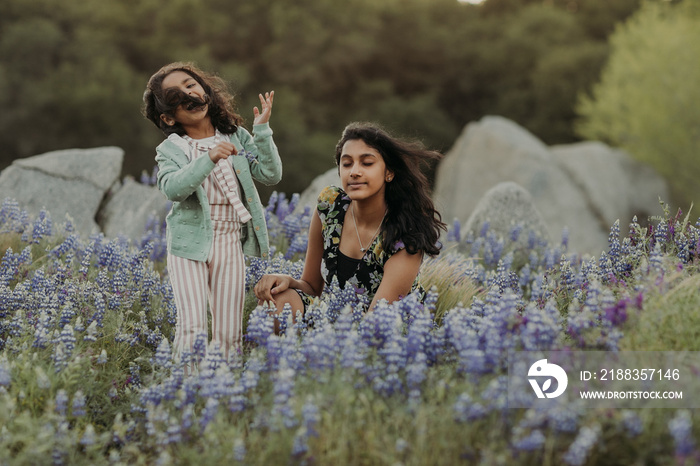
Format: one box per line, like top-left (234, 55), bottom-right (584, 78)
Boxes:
top-left (1, 0), bottom-right (642, 200)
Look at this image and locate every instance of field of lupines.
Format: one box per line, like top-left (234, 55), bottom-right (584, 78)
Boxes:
top-left (0, 176), bottom-right (699, 465)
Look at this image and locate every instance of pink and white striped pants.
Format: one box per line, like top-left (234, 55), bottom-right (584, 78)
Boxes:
top-left (167, 215), bottom-right (245, 360)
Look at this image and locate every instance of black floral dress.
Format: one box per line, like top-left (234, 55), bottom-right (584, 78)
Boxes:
top-left (295, 186), bottom-right (423, 311)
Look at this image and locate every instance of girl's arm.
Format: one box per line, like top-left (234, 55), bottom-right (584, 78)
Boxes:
top-left (155, 144), bottom-right (215, 202)
top-left (368, 249), bottom-right (423, 311)
top-left (238, 124), bottom-right (282, 185)
top-left (254, 210), bottom-right (325, 303)
top-left (240, 91), bottom-right (281, 185)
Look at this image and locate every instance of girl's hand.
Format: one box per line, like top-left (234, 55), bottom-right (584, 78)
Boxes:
top-left (208, 141), bottom-right (237, 163)
top-left (254, 273), bottom-right (291, 306)
top-left (253, 91), bottom-right (274, 125)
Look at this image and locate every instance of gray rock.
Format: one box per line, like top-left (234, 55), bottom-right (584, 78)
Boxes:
top-left (15, 146), bottom-right (123, 191)
top-left (550, 141), bottom-right (668, 234)
top-left (0, 147), bottom-right (124, 237)
top-left (98, 177), bottom-right (168, 239)
top-left (297, 167), bottom-right (340, 212)
top-left (464, 181), bottom-right (550, 246)
top-left (433, 116), bottom-right (608, 254)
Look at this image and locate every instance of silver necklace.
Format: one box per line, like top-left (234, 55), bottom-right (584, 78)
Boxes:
top-left (351, 203), bottom-right (387, 252)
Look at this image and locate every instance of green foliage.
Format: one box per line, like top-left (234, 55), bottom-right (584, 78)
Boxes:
top-left (576, 0), bottom-right (700, 207)
top-left (621, 272), bottom-right (700, 351)
top-left (1, 0), bottom-right (643, 199)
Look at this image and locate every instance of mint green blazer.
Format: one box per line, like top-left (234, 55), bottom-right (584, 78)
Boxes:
top-left (155, 123), bottom-right (282, 261)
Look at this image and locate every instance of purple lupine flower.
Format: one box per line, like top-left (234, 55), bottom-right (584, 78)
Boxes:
top-left (272, 362), bottom-right (298, 429)
top-left (79, 424), bottom-right (96, 447)
top-left (53, 324), bottom-right (76, 372)
top-left (72, 390), bottom-right (87, 418)
top-left (129, 363), bottom-right (142, 388)
top-left (33, 311), bottom-right (52, 349)
top-left (604, 298), bottom-right (628, 326)
top-left (620, 410), bottom-right (643, 437)
top-left (509, 223), bottom-right (523, 243)
top-left (238, 149), bottom-right (258, 165)
top-left (0, 361), bottom-right (11, 388)
top-left (165, 416), bottom-right (182, 444)
top-left (55, 389), bottom-right (68, 416)
top-left (154, 339), bottom-right (172, 368)
top-left (668, 410), bottom-right (696, 458)
top-left (200, 397), bottom-right (220, 432)
top-left (228, 381), bottom-right (248, 413)
top-left (30, 209), bottom-right (53, 243)
top-left (512, 429), bottom-right (545, 451)
top-left (233, 438), bottom-right (246, 462)
top-left (96, 349), bottom-right (108, 365)
top-left (192, 332), bottom-right (207, 364)
top-left (301, 325), bottom-right (338, 372)
top-left (453, 392), bottom-right (487, 422)
top-left (562, 425), bottom-right (600, 466)
top-left (79, 240), bottom-right (96, 276)
top-left (479, 221), bottom-right (490, 238)
top-left (561, 226), bottom-right (569, 250)
top-left (520, 300), bottom-right (561, 351)
top-left (447, 218), bottom-right (462, 243)
top-left (547, 404), bottom-right (580, 433)
top-left (301, 398), bottom-right (320, 438)
top-left (292, 428), bottom-right (309, 457)
top-left (180, 404), bottom-right (195, 432)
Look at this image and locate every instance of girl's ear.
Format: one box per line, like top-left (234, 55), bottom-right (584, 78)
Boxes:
top-left (385, 170), bottom-right (395, 182)
top-left (160, 114), bottom-right (175, 126)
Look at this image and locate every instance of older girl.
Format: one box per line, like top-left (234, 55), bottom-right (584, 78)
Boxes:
top-left (143, 62), bottom-right (282, 360)
top-left (254, 122), bottom-right (444, 318)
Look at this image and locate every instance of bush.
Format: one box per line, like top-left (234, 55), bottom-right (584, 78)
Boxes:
top-left (576, 1), bottom-right (700, 207)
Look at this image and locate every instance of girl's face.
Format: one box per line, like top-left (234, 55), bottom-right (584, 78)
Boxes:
top-left (339, 139), bottom-right (394, 203)
top-left (159, 70), bottom-right (209, 130)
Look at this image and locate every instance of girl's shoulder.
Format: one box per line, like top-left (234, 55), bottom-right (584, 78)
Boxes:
top-left (317, 186), bottom-right (349, 211)
top-left (156, 134), bottom-right (189, 160)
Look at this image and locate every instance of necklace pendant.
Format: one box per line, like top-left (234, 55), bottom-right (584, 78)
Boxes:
top-left (360, 247), bottom-right (366, 252)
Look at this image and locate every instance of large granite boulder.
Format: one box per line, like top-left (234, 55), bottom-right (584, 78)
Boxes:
top-left (297, 167), bottom-right (340, 212)
top-left (0, 147), bottom-right (123, 237)
top-left (433, 116), bottom-right (669, 255)
top-left (98, 177), bottom-right (168, 239)
top-left (464, 181), bottom-right (550, 247)
top-left (550, 141), bottom-right (669, 227)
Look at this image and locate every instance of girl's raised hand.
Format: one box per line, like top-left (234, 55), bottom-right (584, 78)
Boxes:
top-left (208, 141), bottom-right (237, 163)
top-left (253, 91), bottom-right (274, 126)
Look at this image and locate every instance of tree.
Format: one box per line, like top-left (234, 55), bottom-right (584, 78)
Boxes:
top-left (0, 0), bottom-right (645, 200)
top-left (576, 1), bottom-right (700, 207)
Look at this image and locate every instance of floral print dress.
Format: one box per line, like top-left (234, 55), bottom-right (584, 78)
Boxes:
top-left (295, 186), bottom-right (423, 311)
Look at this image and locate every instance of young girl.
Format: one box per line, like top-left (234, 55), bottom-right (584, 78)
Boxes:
top-left (143, 62), bottom-right (282, 360)
top-left (254, 122), bottom-right (444, 319)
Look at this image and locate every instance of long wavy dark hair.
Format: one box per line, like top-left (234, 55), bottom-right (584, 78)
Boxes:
top-left (142, 62), bottom-right (243, 136)
top-left (335, 122), bottom-right (446, 256)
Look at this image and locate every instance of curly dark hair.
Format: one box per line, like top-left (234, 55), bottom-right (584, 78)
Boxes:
top-left (142, 62), bottom-right (243, 136)
top-left (335, 122), bottom-right (446, 256)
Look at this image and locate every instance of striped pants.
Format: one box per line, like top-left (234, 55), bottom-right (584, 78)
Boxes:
top-left (167, 218), bottom-right (245, 361)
